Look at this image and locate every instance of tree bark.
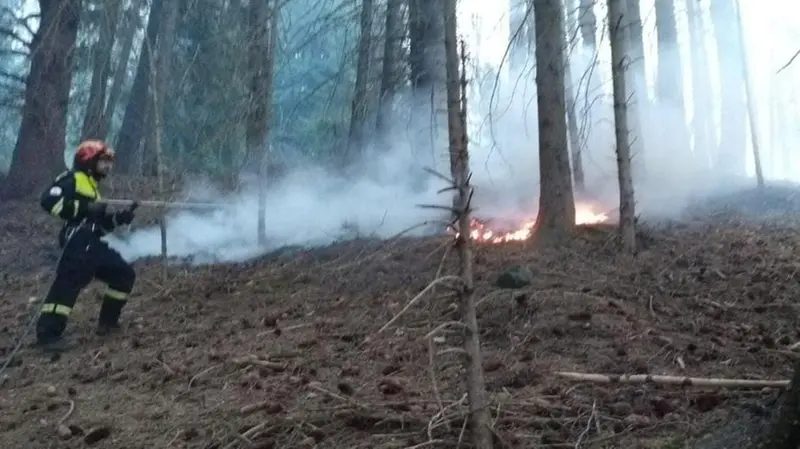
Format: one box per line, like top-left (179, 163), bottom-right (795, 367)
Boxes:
top-left (607, 0), bottom-right (636, 252)
top-left (246, 0), bottom-right (279, 245)
top-left (1, 0), bottom-right (81, 200)
top-left (346, 0), bottom-right (374, 163)
top-left (376, 0), bottom-right (402, 134)
top-left (143, 0), bottom-right (178, 176)
top-left (81, 0), bottom-right (121, 141)
top-left (563, 0), bottom-right (583, 191)
top-left (533, 0), bottom-right (576, 242)
top-left (408, 0), bottom-right (446, 174)
top-left (620, 0), bottom-right (645, 178)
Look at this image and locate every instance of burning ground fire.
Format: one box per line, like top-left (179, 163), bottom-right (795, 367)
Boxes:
top-left (457, 203), bottom-right (611, 243)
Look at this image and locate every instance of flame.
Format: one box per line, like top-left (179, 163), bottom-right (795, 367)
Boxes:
top-left (459, 203), bottom-right (610, 243)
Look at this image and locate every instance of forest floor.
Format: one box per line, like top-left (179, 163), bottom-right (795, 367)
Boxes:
top-left (1, 179), bottom-right (800, 449)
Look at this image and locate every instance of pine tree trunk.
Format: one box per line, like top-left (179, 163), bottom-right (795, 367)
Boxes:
top-left (607, 0), bottom-right (636, 252)
top-left (533, 0), bottom-right (576, 242)
top-left (1, 0), bottom-right (81, 199)
top-left (346, 0), bottom-right (374, 163)
top-left (376, 0), bottom-right (402, 134)
top-left (442, 2), bottom-right (492, 447)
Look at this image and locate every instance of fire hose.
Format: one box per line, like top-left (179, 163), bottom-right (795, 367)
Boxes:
top-left (100, 199), bottom-right (223, 209)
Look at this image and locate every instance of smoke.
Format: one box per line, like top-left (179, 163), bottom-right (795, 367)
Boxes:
top-left (106, 145), bottom-right (452, 263)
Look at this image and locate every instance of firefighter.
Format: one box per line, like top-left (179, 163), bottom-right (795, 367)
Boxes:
top-left (36, 140), bottom-right (138, 352)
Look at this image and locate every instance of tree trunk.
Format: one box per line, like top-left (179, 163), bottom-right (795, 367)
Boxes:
top-left (563, 0), bottom-right (583, 191)
top-left (80, 0), bottom-right (121, 141)
top-left (408, 0), bottom-right (446, 174)
top-left (346, 0), bottom-right (374, 163)
top-left (1, 0), bottom-right (81, 200)
top-left (375, 0), bottom-right (401, 134)
top-left (442, 2), bottom-right (492, 447)
top-left (711, 0), bottom-right (746, 178)
top-left (607, 0), bottom-right (636, 253)
top-left (620, 0), bottom-right (645, 178)
top-left (533, 0), bottom-right (576, 242)
top-left (734, 0), bottom-right (763, 187)
top-left (143, 0), bottom-right (178, 177)
top-left (115, 0), bottom-right (162, 174)
top-left (246, 0), bottom-right (279, 245)
top-left (686, 0), bottom-right (715, 169)
top-left (654, 0), bottom-right (690, 160)
top-left (102, 7), bottom-right (139, 141)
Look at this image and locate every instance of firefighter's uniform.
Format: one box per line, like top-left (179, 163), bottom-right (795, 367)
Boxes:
top-left (36, 141), bottom-right (137, 349)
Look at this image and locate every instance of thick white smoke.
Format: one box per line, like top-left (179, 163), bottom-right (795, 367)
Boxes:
top-left (106, 145), bottom-right (453, 263)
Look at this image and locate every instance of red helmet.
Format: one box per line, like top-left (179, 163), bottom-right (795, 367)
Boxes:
top-left (74, 140), bottom-right (114, 172)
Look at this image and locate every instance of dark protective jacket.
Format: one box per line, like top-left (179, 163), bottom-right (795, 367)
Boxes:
top-left (40, 170), bottom-right (123, 247)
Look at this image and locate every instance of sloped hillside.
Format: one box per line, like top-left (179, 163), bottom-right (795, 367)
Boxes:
top-left (1, 193), bottom-right (799, 449)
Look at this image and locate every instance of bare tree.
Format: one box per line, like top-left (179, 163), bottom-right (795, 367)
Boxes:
top-left (532, 0), bottom-right (576, 242)
top-left (606, 0), bottom-right (635, 252)
top-left (442, 1), bottom-right (492, 447)
top-left (2, 0), bottom-right (81, 199)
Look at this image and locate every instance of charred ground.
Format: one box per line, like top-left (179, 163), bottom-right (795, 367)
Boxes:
top-left (1, 181), bottom-right (800, 449)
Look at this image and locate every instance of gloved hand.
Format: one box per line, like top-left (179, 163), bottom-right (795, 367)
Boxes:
top-left (86, 202), bottom-right (107, 221)
top-left (114, 206), bottom-right (136, 226)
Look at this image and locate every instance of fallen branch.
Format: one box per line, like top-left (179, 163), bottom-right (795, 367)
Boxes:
top-left (231, 356), bottom-right (287, 372)
top-left (555, 371), bottom-right (790, 388)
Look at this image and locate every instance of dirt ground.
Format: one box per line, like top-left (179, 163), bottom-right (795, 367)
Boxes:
top-left (1, 181), bottom-right (799, 449)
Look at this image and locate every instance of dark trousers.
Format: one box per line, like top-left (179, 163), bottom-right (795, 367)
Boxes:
top-left (36, 227), bottom-right (136, 343)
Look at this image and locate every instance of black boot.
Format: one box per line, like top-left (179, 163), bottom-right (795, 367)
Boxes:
top-left (36, 314), bottom-right (72, 352)
top-left (96, 322), bottom-right (122, 336)
top-left (35, 336), bottom-right (74, 353)
top-left (97, 298), bottom-right (125, 337)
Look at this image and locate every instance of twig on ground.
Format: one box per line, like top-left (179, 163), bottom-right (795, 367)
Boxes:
top-left (555, 371), bottom-right (790, 388)
top-left (189, 364), bottom-right (221, 388)
top-left (57, 399), bottom-right (75, 426)
top-left (375, 276), bottom-right (463, 335)
top-left (574, 400), bottom-right (596, 448)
